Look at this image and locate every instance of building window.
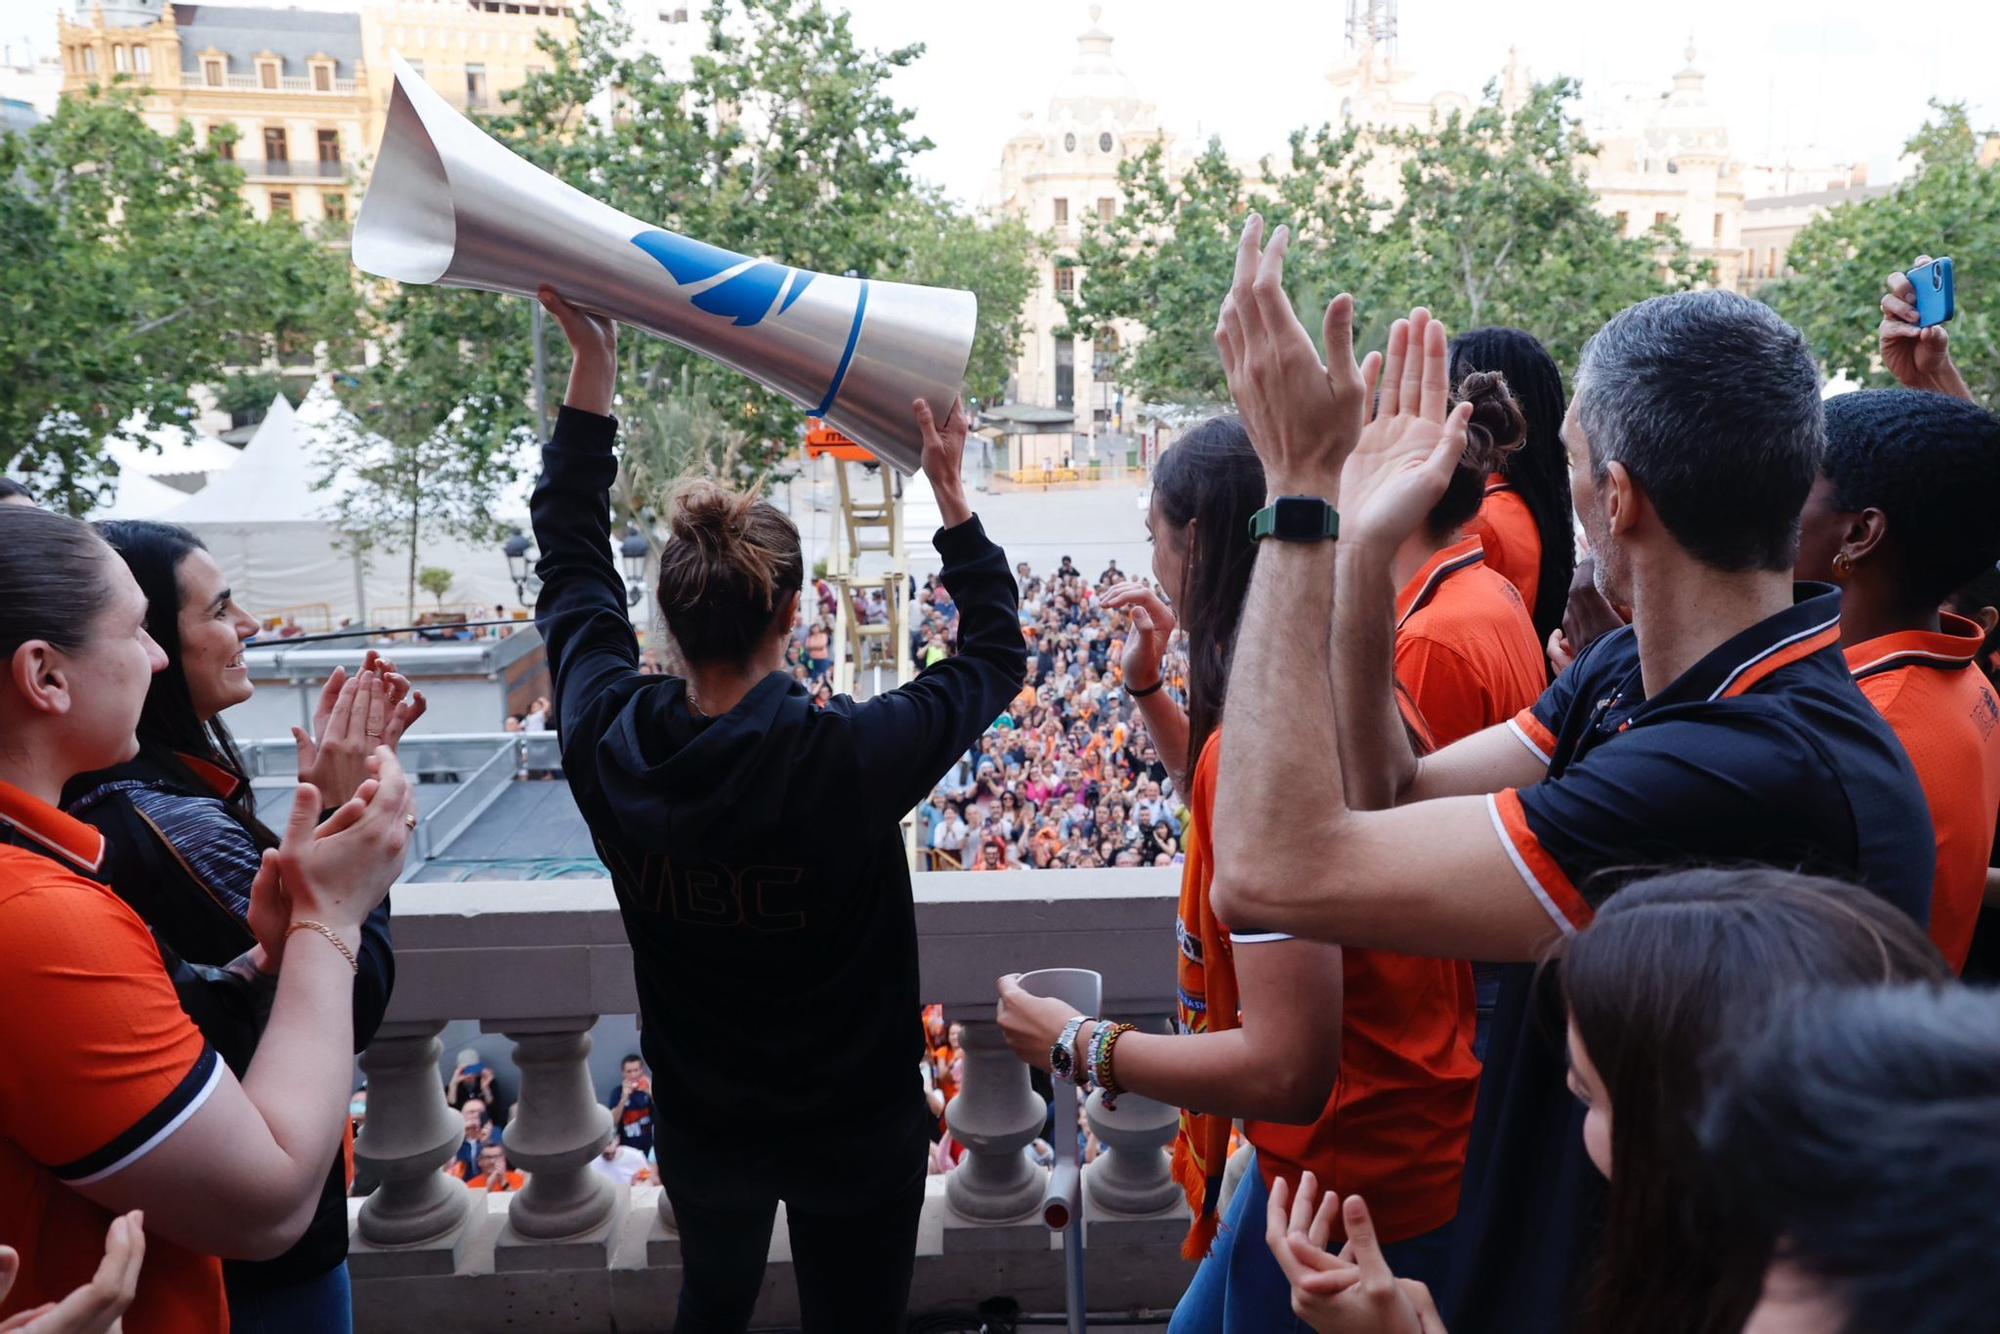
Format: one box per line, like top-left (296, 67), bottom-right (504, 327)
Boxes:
top-left (1054, 263), bottom-right (1075, 295)
top-left (312, 62), bottom-right (332, 91)
top-left (465, 63), bottom-right (488, 107)
top-left (1653, 211), bottom-right (1670, 228)
top-left (1064, 132), bottom-right (1076, 152)
top-left (324, 192), bottom-right (346, 222)
top-left (1093, 327), bottom-right (1119, 375)
top-left (113, 44), bottom-right (129, 73)
top-left (204, 56), bottom-right (224, 86)
top-left (1613, 210), bottom-right (1628, 233)
top-left (213, 133), bottom-right (235, 161)
top-left (1052, 197), bottom-right (1068, 225)
top-left (264, 127), bottom-right (288, 161)
top-left (269, 191), bottom-right (294, 220)
top-left (1097, 196), bottom-right (1115, 223)
top-left (133, 43), bottom-right (149, 74)
top-left (317, 129), bottom-right (341, 164)
top-left (1055, 335), bottom-right (1075, 409)
top-left (258, 60), bottom-right (279, 90)
top-left (1712, 213), bottom-right (1724, 242)
top-left (82, 46), bottom-right (97, 74)
top-left (1098, 131), bottom-right (1113, 153)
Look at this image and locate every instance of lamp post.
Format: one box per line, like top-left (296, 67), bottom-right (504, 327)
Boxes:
top-left (619, 527), bottom-right (649, 608)
top-left (503, 530), bottom-right (540, 605)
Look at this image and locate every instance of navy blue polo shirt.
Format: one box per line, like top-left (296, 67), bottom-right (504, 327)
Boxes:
top-left (1445, 584), bottom-right (1933, 1332)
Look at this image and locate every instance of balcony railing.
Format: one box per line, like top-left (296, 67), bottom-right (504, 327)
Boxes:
top-left (233, 158), bottom-right (349, 180)
top-left (214, 72), bottom-right (360, 95)
top-left (348, 868), bottom-right (1190, 1328)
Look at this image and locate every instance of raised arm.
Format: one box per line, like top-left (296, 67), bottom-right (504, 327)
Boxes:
top-left (848, 400), bottom-right (1027, 822)
top-left (529, 288), bottom-right (634, 755)
top-left (1205, 219), bottom-right (1567, 963)
top-left (1880, 255), bottom-right (1973, 403)
top-left (1332, 315), bottom-right (1548, 809)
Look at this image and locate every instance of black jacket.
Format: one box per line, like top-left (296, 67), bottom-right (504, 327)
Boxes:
top-left (67, 750), bottom-right (394, 1292)
top-left (531, 406), bottom-right (1025, 1199)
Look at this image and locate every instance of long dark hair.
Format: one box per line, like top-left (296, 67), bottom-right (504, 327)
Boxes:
top-left (1559, 867), bottom-right (1948, 1334)
top-left (1149, 416), bottom-right (1264, 778)
top-left (80, 520), bottom-right (272, 842)
top-left (1449, 328), bottom-right (1575, 648)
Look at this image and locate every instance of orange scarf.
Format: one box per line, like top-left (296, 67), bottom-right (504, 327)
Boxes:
top-left (1169, 742), bottom-right (1237, 1259)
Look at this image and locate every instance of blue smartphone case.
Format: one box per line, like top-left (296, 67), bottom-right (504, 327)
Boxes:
top-left (1911, 256), bottom-right (1956, 327)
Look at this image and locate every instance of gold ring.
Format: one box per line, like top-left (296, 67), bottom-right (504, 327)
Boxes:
top-left (366, 730), bottom-right (382, 739)
top-left (404, 812), bottom-right (418, 830)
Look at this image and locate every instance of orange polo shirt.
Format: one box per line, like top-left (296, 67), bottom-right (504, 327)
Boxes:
top-left (1187, 737), bottom-right (1480, 1245)
top-left (0, 783), bottom-right (228, 1333)
top-left (1847, 615), bottom-right (2000, 971)
top-left (1468, 478), bottom-right (1545, 619)
top-left (1395, 535), bottom-right (1550, 748)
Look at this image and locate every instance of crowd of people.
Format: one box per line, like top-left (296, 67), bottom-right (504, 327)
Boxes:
top-left (4, 224), bottom-right (2000, 1334)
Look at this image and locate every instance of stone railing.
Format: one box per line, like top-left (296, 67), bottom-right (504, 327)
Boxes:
top-left (349, 868), bottom-right (1191, 1330)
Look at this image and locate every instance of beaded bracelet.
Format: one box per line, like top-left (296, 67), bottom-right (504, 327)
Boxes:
top-left (1091, 1022), bottom-right (1136, 1108)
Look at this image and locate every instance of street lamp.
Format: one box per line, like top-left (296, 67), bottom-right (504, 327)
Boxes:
top-left (620, 526), bottom-right (649, 608)
top-left (502, 529), bottom-right (540, 605)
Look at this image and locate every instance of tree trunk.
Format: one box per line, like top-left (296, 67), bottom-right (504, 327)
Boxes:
top-left (405, 458), bottom-right (421, 619)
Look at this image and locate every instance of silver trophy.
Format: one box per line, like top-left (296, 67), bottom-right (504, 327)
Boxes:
top-left (352, 55), bottom-right (976, 474)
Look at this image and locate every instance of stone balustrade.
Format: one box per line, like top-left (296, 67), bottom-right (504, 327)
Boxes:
top-left (348, 868), bottom-right (1191, 1330)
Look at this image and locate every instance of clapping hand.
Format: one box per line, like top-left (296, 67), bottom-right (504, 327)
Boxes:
top-left (1213, 216), bottom-right (1372, 497)
top-left (295, 652), bottom-right (425, 808)
top-left (1879, 255), bottom-right (1972, 402)
top-left (1100, 582), bottom-right (1175, 690)
top-left (1341, 309), bottom-right (1476, 554)
top-left (0, 1210), bottom-right (145, 1333)
top-left (274, 748), bottom-right (417, 953)
top-left (1266, 1172), bottom-right (1447, 1334)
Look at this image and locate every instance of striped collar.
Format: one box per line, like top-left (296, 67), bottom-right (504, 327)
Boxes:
top-left (0, 777), bottom-right (106, 874)
top-left (1396, 535), bottom-right (1487, 628)
top-left (1640, 583), bottom-right (1845, 712)
top-left (1845, 613), bottom-right (1985, 682)
top-left (1483, 475), bottom-right (1514, 497)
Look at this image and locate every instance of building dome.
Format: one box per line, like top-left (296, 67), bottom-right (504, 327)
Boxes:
top-left (71, 0), bottom-right (163, 28)
top-left (1047, 6), bottom-right (1148, 127)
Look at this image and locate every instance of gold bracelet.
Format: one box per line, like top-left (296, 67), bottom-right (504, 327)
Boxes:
top-left (287, 919), bottom-right (358, 974)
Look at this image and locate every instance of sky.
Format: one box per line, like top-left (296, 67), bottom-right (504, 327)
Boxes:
top-left (8, 0), bottom-right (1996, 204)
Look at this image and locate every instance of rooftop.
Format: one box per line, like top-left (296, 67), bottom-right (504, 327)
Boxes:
top-left (173, 4), bottom-right (363, 77)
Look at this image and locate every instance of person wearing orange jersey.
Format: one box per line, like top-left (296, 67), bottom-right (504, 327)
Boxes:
top-left (996, 414), bottom-right (1472, 1330)
top-left (1795, 389), bottom-right (2000, 971)
top-left (1453, 328), bottom-right (1577, 663)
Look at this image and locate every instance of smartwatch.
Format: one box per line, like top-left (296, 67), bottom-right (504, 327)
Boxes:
top-left (1248, 496), bottom-right (1339, 543)
top-left (1050, 1015), bottom-right (1090, 1084)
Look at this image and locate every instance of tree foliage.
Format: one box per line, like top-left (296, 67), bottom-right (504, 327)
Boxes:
top-left (1061, 79), bottom-right (1709, 406)
top-left (0, 92), bottom-right (358, 512)
top-left (1762, 103), bottom-right (2000, 406)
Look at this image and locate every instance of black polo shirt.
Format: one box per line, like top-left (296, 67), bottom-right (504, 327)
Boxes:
top-left (1446, 584), bottom-right (1934, 1332)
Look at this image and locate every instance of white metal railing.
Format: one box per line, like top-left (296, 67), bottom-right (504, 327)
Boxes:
top-left (348, 869), bottom-right (1191, 1327)
top-left (218, 72), bottom-right (359, 94)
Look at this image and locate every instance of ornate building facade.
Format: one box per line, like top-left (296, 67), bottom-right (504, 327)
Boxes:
top-left (57, 0), bottom-right (370, 226)
top-left (355, 0), bottom-right (576, 148)
top-left (993, 7), bottom-right (1167, 444)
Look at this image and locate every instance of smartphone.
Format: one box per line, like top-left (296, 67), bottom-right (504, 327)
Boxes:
top-left (1910, 256), bottom-right (1956, 328)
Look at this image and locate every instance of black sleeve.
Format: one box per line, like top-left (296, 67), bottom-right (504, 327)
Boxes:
top-left (847, 516), bottom-right (1027, 823)
top-left (530, 406), bottom-right (642, 768)
top-left (350, 897), bottom-right (394, 1052)
top-left (160, 944), bottom-right (275, 1078)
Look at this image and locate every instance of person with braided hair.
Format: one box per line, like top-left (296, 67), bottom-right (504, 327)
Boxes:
top-left (1451, 327), bottom-right (1578, 662)
top-left (1794, 388), bottom-right (2000, 971)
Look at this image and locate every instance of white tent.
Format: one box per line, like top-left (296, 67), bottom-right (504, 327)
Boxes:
top-left (160, 386), bottom-right (542, 627)
top-left (91, 467), bottom-right (191, 521)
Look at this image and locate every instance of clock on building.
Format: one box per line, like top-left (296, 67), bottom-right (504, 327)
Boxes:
top-left (1098, 131), bottom-right (1113, 152)
top-left (1064, 132), bottom-right (1077, 152)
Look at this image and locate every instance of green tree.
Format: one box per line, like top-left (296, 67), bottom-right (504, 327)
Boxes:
top-left (1373, 78), bottom-right (1709, 372)
top-left (1060, 79), bottom-right (1708, 402)
top-left (0, 93), bottom-right (358, 512)
top-left (874, 187), bottom-right (1040, 407)
top-left (318, 287), bottom-right (526, 616)
top-left (1763, 103), bottom-right (1999, 406)
top-left (1061, 140), bottom-right (1256, 406)
top-left (417, 565), bottom-right (456, 610)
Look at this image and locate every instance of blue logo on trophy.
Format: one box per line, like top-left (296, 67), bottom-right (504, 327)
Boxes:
top-left (630, 230), bottom-right (815, 328)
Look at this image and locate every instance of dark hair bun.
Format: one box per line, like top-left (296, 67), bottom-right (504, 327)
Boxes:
top-left (666, 479), bottom-right (780, 605)
top-left (1455, 370), bottom-right (1528, 475)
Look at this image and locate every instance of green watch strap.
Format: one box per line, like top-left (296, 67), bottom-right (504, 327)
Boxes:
top-left (1248, 496), bottom-right (1340, 543)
